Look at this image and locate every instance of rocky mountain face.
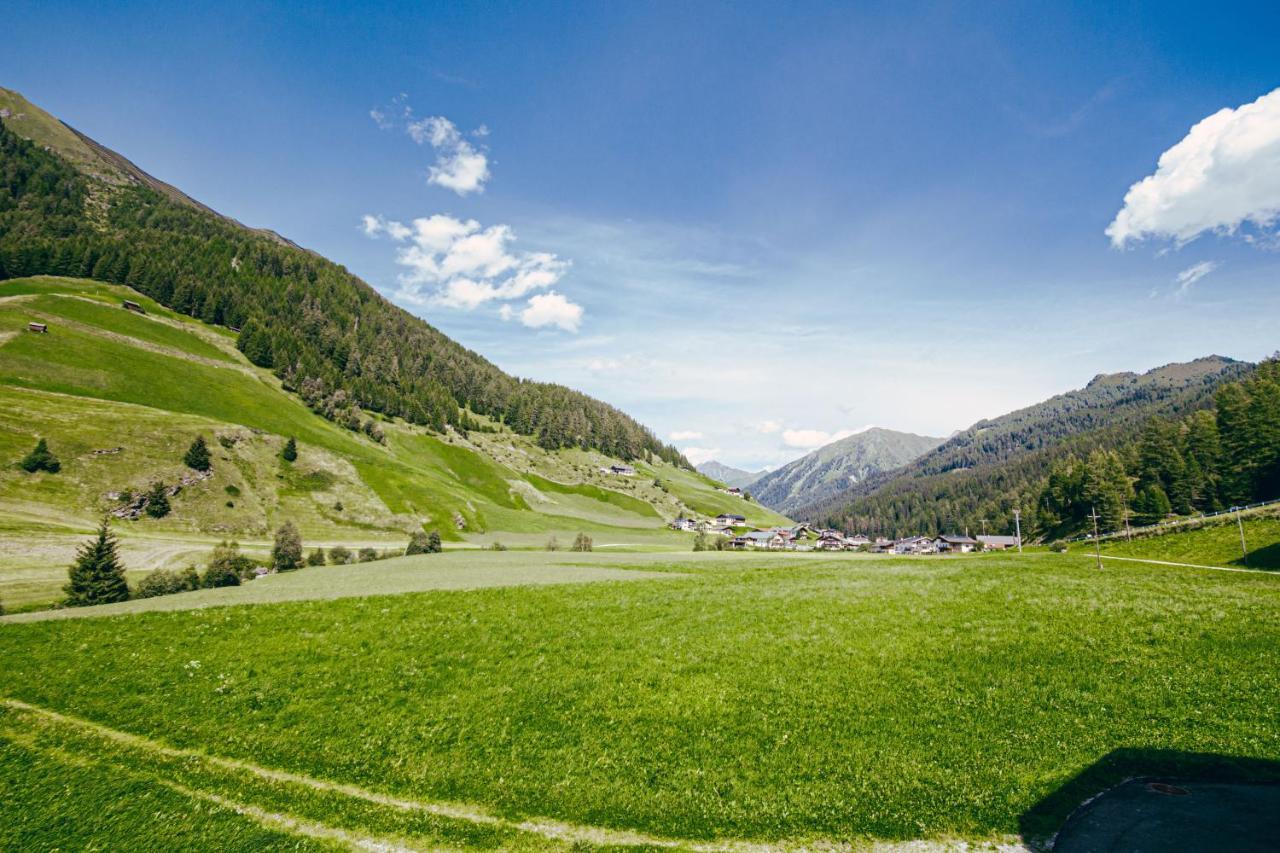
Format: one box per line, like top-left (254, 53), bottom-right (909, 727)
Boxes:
top-left (750, 428), bottom-right (944, 515)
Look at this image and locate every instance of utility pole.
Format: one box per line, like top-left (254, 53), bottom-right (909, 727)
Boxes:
top-left (1088, 507), bottom-right (1103, 571)
top-left (1012, 509), bottom-right (1023, 553)
top-left (980, 518), bottom-right (989, 537)
top-left (1236, 507), bottom-right (1249, 567)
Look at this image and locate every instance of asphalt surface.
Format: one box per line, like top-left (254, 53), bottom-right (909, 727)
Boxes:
top-left (1053, 779), bottom-right (1280, 852)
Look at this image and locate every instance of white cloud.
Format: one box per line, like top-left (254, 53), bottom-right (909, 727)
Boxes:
top-left (755, 420), bottom-right (782, 434)
top-left (670, 430), bottom-right (703, 441)
top-left (1107, 88), bottom-right (1280, 248)
top-left (363, 213), bottom-right (576, 327)
top-left (780, 425), bottom-right (874, 450)
top-left (1174, 260), bottom-right (1219, 298)
top-left (681, 447), bottom-right (722, 466)
top-left (518, 292), bottom-right (583, 332)
top-left (586, 357), bottom-right (621, 372)
top-left (405, 115), bottom-right (491, 195)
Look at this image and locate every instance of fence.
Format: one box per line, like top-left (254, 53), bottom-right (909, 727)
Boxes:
top-left (1067, 497), bottom-right (1280, 544)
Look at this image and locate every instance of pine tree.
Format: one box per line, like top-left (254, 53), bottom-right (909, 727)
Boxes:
top-left (184, 435), bottom-right (211, 472)
top-left (19, 437), bottom-right (60, 473)
top-left (306, 547), bottom-right (327, 566)
top-left (571, 532), bottom-right (593, 552)
top-left (1132, 485), bottom-right (1172, 525)
top-left (145, 481), bottom-right (171, 518)
top-left (64, 519), bottom-right (129, 607)
top-left (281, 436), bottom-right (298, 463)
top-left (271, 521), bottom-right (303, 571)
top-left (427, 530), bottom-right (443, 553)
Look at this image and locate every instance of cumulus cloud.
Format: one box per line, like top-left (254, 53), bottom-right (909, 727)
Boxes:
top-left (670, 430), bottom-right (703, 441)
top-left (1107, 88), bottom-right (1280, 248)
top-left (1174, 260), bottom-right (1219, 298)
top-left (370, 99), bottom-right (491, 196)
top-left (405, 115), bottom-right (491, 195)
top-left (681, 447), bottom-right (722, 466)
top-left (517, 291), bottom-right (584, 332)
top-left (362, 213), bottom-right (581, 330)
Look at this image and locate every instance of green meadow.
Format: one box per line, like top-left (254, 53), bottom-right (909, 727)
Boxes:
top-left (2, 550), bottom-right (1278, 849)
top-left (1078, 507), bottom-right (1280, 571)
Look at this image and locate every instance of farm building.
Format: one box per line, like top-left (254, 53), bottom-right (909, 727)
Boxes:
top-left (27, 322), bottom-right (47, 333)
top-left (122, 299), bottom-right (145, 314)
top-left (977, 535), bottom-right (1021, 551)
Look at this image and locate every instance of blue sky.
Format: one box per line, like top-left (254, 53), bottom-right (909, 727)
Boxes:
top-left (5, 1), bottom-right (1280, 469)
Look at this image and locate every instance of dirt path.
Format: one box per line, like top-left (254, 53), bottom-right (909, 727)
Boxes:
top-left (1101, 555), bottom-right (1278, 576)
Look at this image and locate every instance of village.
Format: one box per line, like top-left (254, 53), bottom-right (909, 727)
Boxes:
top-left (668, 514), bottom-right (1021, 554)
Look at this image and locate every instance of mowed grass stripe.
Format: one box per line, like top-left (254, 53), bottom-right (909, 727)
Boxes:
top-left (0, 699), bottom-right (775, 852)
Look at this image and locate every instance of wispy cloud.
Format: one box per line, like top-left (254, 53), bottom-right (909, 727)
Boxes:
top-left (1107, 87), bottom-right (1280, 248)
top-left (1174, 260), bottom-right (1219, 299)
top-left (362, 213), bottom-right (582, 331)
top-left (670, 430), bottom-right (703, 441)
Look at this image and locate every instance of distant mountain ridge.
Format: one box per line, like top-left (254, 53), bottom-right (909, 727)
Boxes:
top-left (750, 428), bottom-right (944, 514)
top-left (696, 460), bottom-right (765, 489)
top-left (800, 356), bottom-right (1252, 538)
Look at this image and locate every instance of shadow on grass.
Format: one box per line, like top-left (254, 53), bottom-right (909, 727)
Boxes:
top-left (1231, 541), bottom-right (1280, 571)
top-left (1018, 748), bottom-right (1280, 849)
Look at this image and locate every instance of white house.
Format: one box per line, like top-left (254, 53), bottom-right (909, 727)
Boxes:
top-left (716, 513), bottom-right (747, 526)
top-left (669, 517), bottom-right (698, 532)
top-left (935, 534), bottom-right (980, 553)
top-left (894, 536), bottom-right (936, 555)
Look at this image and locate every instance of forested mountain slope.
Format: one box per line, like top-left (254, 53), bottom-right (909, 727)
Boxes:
top-left (0, 88), bottom-right (685, 465)
top-left (750, 428), bottom-right (943, 514)
top-left (801, 357), bottom-right (1254, 539)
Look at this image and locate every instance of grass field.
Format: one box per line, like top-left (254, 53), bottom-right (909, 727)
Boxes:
top-left (1072, 507), bottom-right (1280, 571)
top-left (0, 276), bottom-right (760, 609)
top-left (2, 550), bottom-right (1277, 849)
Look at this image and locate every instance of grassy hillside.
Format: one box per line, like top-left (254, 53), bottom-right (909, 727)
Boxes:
top-left (2, 551), bottom-right (1277, 848)
top-left (0, 277), bottom-right (764, 608)
top-left (1074, 506), bottom-right (1280, 570)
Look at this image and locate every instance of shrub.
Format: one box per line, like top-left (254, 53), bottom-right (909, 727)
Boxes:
top-left (571, 532), bottom-right (593, 552)
top-left (201, 561), bottom-right (241, 588)
top-left (134, 569), bottom-right (189, 599)
top-left (692, 532), bottom-right (708, 552)
top-left (64, 519), bottom-right (129, 607)
top-left (306, 547), bottom-right (327, 566)
top-left (217, 435), bottom-right (236, 449)
top-left (545, 535), bottom-right (560, 551)
top-left (224, 484), bottom-right (241, 497)
top-left (489, 541), bottom-right (508, 551)
top-left (333, 501), bottom-right (344, 512)
top-left (405, 530), bottom-right (433, 555)
top-left (1049, 541), bottom-right (1068, 553)
top-left (428, 530), bottom-right (442, 553)
top-left (184, 435), bottom-right (211, 471)
top-left (281, 436), bottom-right (297, 462)
top-left (178, 566), bottom-right (201, 590)
top-left (208, 541), bottom-right (257, 581)
top-left (20, 438), bottom-right (60, 473)
top-left (271, 521), bottom-right (304, 571)
top-left (328, 545), bottom-right (352, 565)
top-left (358, 547), bottom-right (378, 563)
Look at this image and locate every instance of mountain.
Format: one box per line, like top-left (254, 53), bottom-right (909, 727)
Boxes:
top-left (800, 356), bottom-right (1253, 539)
top-left (0, 87), bottom-right (686, 467)
top-left (696, 460), bottom-right (765, 489)
top-left (750, 428), bottom-right (944, 514)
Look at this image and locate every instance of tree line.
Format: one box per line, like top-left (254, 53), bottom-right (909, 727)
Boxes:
top-left (809, 358), bottom-right (1276, 541)
top-left (0, 120), bottom-right (687, 466)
